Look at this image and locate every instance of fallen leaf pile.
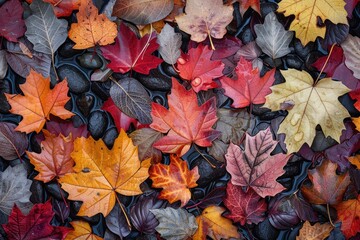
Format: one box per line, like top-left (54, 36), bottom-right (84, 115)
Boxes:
top-left (0, 0), bottom-right (360, 239)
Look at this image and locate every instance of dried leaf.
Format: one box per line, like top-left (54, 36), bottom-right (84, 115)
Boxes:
top-left (109, 77), bottom-right (152, 124)
top-left (157, 23), bottom-right (182, 65)
top-left (65, 221), bottom-right (103, 240)
top-left (68, 0), bottom-right (117, 49)
top-left (5, 69), bottom-right (74, 133)
top-left (0, 0), bottom-right (25, 42)
top-left (0, 122), bottom-right (28, 160)
top-left (149, 155), bottom-right (200, 207)
top-left (150, 207), bottom-right (198, 240)
top-left (59, 130), bottom-right (150, 217)
top-left (264, 69), bottom-right (350, 153)
top-left (297, 221), bottom-right (333, 240)
top-left (341, 34), bottom-right (360, 79)
top-left (175, 0), bottom-right (233, 43)
top-left (112, 0), bottom-right (174, 25)
top-left (254, 12), bottom-right (293, 59)
top-left (335, 194), bottom-right (360, 239)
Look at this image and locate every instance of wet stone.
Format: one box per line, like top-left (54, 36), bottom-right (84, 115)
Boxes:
top-left (190, 158), bottom-right (226, 188)
top-left (160, 63), bottom-right (179, 78)
top-left (284, 54), bottom-right (303, 70)
top-left (253, 218), bottom-right (280, 240)
top-left (59, 41), bottom-right (83, 58)
top-left (192, 189), bottom-right (205, 201)
top-left (76, 94), bottom-right (94, 117)
top-left (88, 110), bottom-right (108, 139)
top-left (58, 65), bottom-right (90, 94)
top-left (77, 52), bottom-right (103, 69)
top-left (102, 127), bottom-right (118, 149)
top-left (72, 114), bottom-right (86, 128)
top-left (91, 82), bottom-right (111, 100)
top-left (30, 180), bottom-right (45, 204)
top-left (44, 182), bottom-right (68, 201)
top-left (135, 69), bottom-right (172, 91)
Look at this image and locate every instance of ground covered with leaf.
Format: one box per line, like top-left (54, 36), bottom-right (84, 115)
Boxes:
top-left (0, 0), bottom-right (360, 239)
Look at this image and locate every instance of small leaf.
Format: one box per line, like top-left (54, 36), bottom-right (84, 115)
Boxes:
top-left (157, 23), bottom-right (182, 65)
top-left (254, 12), bottom-right (293, 59)
top-left (112, 0), bottom-right (174, 25)
top-left (297, 221), bottom-right (333, 240)
top-left (0, 122), bottom-right (28, 160)
top-left (106, 203), bottom-right (131, 238)
top-left (341, 34), bottom-right (360, 79)
top-left (110, 77), bottom-right (152, 124)
top-left (151, 207), bottom-right (198, 240)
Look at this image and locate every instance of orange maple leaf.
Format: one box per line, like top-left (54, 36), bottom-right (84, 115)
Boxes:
top-left (5, 69), bottom-right (74, 134)
top-left (27, 130), bottom-right (74, 183)
top-left (335, 195), bottom-right (360, 239)
top-left (65, 221), bottom-right (103, 240)
top-left (59, 129), bottom-right (150, 217)
top-left (150, 78), bottom-right (220, 156)
top-left (68, 0), bottom-right (117, 49)
top-left (149, 154), bottom-right (200, 207)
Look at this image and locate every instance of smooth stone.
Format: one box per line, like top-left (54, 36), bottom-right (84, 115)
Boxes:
top-left (190, 158), bottom-right (226, 188)
top-left (260, 2), bottom-right (278, 16)
top-left (30, 180), bottom-right (45, 203)
top-left (0, 80), bottom-right (11, 113)
top-left (76, 94), bottom-right (94, 117)
top-left (192, 189), bottom-right (205, 201)
top-left (88, 110), bottom-right (108, 139)
top-left (91, 82), bottom-right (111, 100)
top-left (58, 41), bottom-right (83, 58)
top-left (77, 52), bottom-right (103, 69)
top-left (102, 127), bottom-right (118, 149)
top-left (241, 28), bottom-right (254, 44)
top-left (161, 63), bottom-right (179, 78)
top-left (72, 114), bottom-right (86, 128)
top-left (58, 65), bottom-right (90, 94)
top-left (44, 182), bottom-right (68, 201)
top-left (253, 219), bottom-right (280, 240)
top-left (135, 69), bottom-right (172, 91)
top-left (284, 54), bottom-right (304, 70)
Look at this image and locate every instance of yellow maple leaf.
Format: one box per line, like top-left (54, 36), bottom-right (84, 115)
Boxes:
top-left (65, 221), bottom-right (103, 240)
top-left (264, 69), bottom-right (350, 153)
top-left (297, 221), bottom-right (333, 240)
top-left (59, 129), bottom-right (150, 217)
top-left (277, 0), bottom-right (347, 45)
top-left (352, 117), bottom-right (360, 132)
top-left (192, 206), bottom-right (240, 240)
top-left (68, 0), bottom-right (117, 49)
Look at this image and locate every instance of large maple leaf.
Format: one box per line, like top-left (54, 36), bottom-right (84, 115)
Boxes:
top-left (301, 159), bottom-right (351, 205)
top-left (225, 127), bottom-right (290, 198)
top-left (149, 155), bottom-right (200, 207)
top-left (192, 206), bottom-right (241, 240)
top-left (264, 69), bottom-right (350, 153)
top-left (220, 57), bottom-right (275, 108)
top-left (2, 201), bottom-right (70, 240)
top-left (27, 130), bottom-right (74, 183)
top-left (65, 221), bottom-right (103, 240)
top-left (224, 182), bottom-right (267, 225)
top-left (177, 44), bottom-right (224, 92)
top-left (0, 0), bottom-right (25, 42)
top-left (150, 78), bottom-right (220, 156)
top-left (101, 23), bottom-right (163, 75)
top-left (277, 0), bottom-right (348, 45)
top-left (68, 0), bottom-right (117, 49)
top-left (59, 129), bottom-right (150, 217)
top-left (5, 69), bottom-right (74, 134)
top-left (335, 194), bottom-right (360, 238)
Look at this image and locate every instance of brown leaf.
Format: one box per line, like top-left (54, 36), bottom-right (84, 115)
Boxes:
top-left (296, 221), bottom-right (333, 240)
top-left (129, 128), bottom-right (163, 163)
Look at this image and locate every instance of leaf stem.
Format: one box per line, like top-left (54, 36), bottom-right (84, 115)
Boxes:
top-left (207, 31), bottom-right (215, 50)
top-left (115, 194), bottom-right (132, 230)
top-left (314, 43), bottom-right (336, 85)
top-left (326, 203), bottom-right (335, 227)
top-left (132, 24), bottom-right (153, 70)
top-left (194, 144), bottom-right (216, 168)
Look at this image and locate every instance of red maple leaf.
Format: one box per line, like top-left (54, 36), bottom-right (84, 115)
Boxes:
top-left (220, 57), bottom-right (275, 108)
top-left (224, 182), bottom-right (267, 225)
top-left (312, 45), bottom-right (344, 77)
top-left (349, 88), bottom-right (360, 111)
top-left (177, 44), bottom-right (224, 92)
top-left (2, 201), bottom-right (70, 240)
top-left (225, 127), bottom-right (290, 197)
top-left (0, 0), bottom-right (25, 42)
top-left (101, 23), bottom-right (163, 75)
top-left (25, 0), bottom-right (80, 17)
top-left (150, 78), bottom-right (220, 156)
top-left (335, 194), bottom-right (360, 239)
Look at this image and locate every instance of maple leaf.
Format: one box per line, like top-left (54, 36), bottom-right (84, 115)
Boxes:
top-left (312, 45), bottom-right (344, 77)
top-left (150, 78), bottom-right (220, 156)
top-left (65, 221), bottom-right (103, 240)
top-left (175, 0), bottom-right (233, 46)
top-left (59, 129), bottom-right (150, 217)
top-left (192, 205), bottom-right (241, 240)
top-left (68, 0), bottom-right (117, 49)
top-left (27, 130), bottom-right (74, 183)
top-left (149, 155), bottom-right (200, 207)
top-left (349, 89), bottom-right (360, 111)
top-left (101, 23), bottom-right (163, 75)
top-left (264, 69), bottom-right (350, 153)
top-left (220, 57), bottom-right (275, 108)
top-left (277, 0), bottom-right (348, 45)
top-left (4, 69), bottom-right (74, 134)
top-left (224, 182), bottom-right (267, 225)
top-left (0, 0), bottom-right (25, 42)
top-left (301, 159), bottom-right (351, 205)
top-left (225, 127), bottom-right (290, 198)
top-left (335, 194), bottom-right (360, 238)
top-left (2, 201), bottom-right (70, 240)
top-left (238, 0), bottom-right (260, 15)
top-left (297, 221), bottom-right (333, 240)
top-left (177, 44), bottom-right (224, 92)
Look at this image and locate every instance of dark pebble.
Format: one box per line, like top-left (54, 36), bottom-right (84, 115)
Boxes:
top-left (305, 51), bottom-right (324, 71)
top-left (192, 189), bottom-right (205, 201)
top-left (72, 114), bottom-right (86, 128)
top-left (102, 127), bottom-right (118, 149)
top-left (241, 28), bottom-right (254, 44)
top-left (281, 162), bottom-right (301, 178)
top-left (284, 54), bottom-right (304, 70)
top-left (190, 158), bottom-right (226, 188)
top-left (91, 82), bottom-right (111, 100)
top-left (88, 110), bottom-right (108, 139)
top-left (253, 218), bottom-right (279, 240)
top-left (58, 41), bottom-right (83, 58)
top-left (160, 63), bottom-right (179, 78)
top-left (58, 65), bottom-right (90, 94)
top-left (70, 201), bottom-right (81, 216)
top-left (30, 180), bottom-right (46, 203)
top-left (0, 80), bottom-right (11, 113)
top-left (77, 52), bottom-right (103, 69)
top-left (81, 213), bottom-right (101, 225)
top-left (76, 94), bottom-right (94, 117)
top-left (135, 69), bottom-right (172, 91)
top-left (44, 182), bottom-right (68, 201)
top-left (260, 2), bottom-right (278, 16)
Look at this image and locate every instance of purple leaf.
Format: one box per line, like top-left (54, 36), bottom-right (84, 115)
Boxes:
top-left (106, 203), bottom-right (131, 238)
top-left (0, 122), bottom-right (28, 160)
top-left (52, 199), bottom-right (70, 224)
top-left (268, 195), bottom-right (300, 229)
